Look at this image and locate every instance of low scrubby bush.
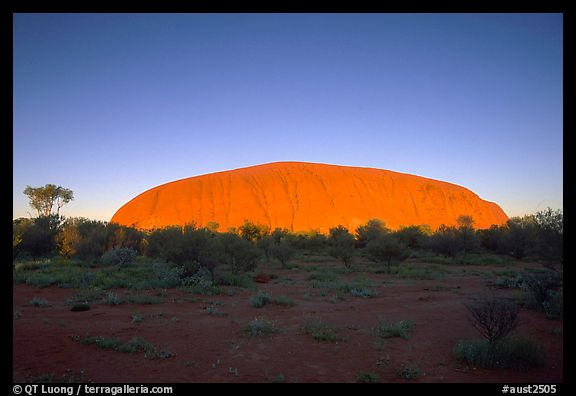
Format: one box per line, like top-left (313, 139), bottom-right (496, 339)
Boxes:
top-left (249, 290), bottom-right (272, 308)
top-left (454, 337), bottom-right (544, 371)
top-left (244, 317), bottom-right (277, 337)
top-left (374, 318), bottom-right (414, 339)
top-left (397, 362), bottom-right (421, 380)
top-left (100, 248), bottom-right (137, 268)
top-left (29, 297), bottom-right (51, 307)
top-left (520, 272), bottom-right (563, 319)
top-left (357, 372), bottom-right (380, 383)
top-left (302, 319), bottom-right (340, 342)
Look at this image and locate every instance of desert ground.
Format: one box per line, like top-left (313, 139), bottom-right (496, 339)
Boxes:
top-left (13, 256), bottom-right (562, 383)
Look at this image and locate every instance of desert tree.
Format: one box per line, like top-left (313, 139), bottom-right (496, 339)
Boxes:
top-left (72, 219), bottom-right (111, 263)
top-left (502, 216), bottom-right (538, 260)
top-left (355, 218), bottom-right (389, 248)
top-left (455, 215), bottom-right (481, 255)
top-left (456, 215), bottom-right (475, 229)
top-left (394, 225), bottom-right (430, 250)
top-left (366, 233), bottom-right (410, 271)
top-left (204, 221), bottom-right (220, 233)
top-left (328, 225), bottom-right (355, 268)
top-left (269, 239), bottom-right (296, 267)
top-left (533, 208), bottom-right (563, 265)
top-left (218, 232), bottom-right (262, 273)
top-left (24, 184), bottom-right (74, 219)
top-left (429, 225), bottom-right (460, 257)
top-left (57, 218), bottom-right (82, 259)
top-left (18, 216), bottom-right (60, 261)
top-left (478, 224), bottom-right (505, 254)
top-left (238, 220), bottom-right (270, 242)
top-left (13, 218), bottom-right (33, 265)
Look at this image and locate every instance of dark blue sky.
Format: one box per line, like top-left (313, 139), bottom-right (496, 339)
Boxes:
top-left (13, 13), bottom-right (563, 220)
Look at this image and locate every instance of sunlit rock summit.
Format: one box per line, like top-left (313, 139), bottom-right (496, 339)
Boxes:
top-left (111, 162), bottom-right (509, 232)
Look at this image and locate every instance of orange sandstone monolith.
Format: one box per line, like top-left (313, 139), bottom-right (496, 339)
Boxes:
top-left (111, 162), bottom-right (508, 232)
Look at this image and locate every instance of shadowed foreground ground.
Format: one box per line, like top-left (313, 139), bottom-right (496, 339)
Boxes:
top-left (13, 257), bottom-right (562, 383)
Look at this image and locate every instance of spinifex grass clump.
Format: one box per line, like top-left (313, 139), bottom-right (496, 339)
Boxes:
top-left (454, 337), bottom-right (544, 371)
top-left (249, 290), bottom-right (296, 308)
top-left (357, 372), bottom-right (380, 383)
top-left (520, 272), bottom-right (563, 320)
top-left (75, 335), bottom-right (173, 359)
top-left (249, 290), bottom-right (272, 308)
top-left (104, 291), bottom-right (122, 305)
top-left (397, 362), bottom-right (421, 380)
top-left (29, 297), bottom-right (51, 307)
top-left (100, 248), bottom-right (137, 268)
top-left (302, 319), bottom-right (341, 342)
top-left (244, 317), bottom-right (278, 337)
top-left (373, 318), bottom-right (414, 339)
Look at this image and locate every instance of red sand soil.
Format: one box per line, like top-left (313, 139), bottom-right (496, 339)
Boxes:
top-left (13, 260), bottom-right (562, 383)
top-left (110, 162), bottom-right (509, 232)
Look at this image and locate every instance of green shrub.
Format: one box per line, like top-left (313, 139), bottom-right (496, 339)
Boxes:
top-left (76, 335), bottom-right (172, 359)
top-left (25, 273), bottom-right (57, 288)
top-left (349, 287), bottom-right (378, 298)
top-left (327, 226), bottom-right (355, 268)
top-left (219, 232), bottom-right (262, 273)
top-left (205, 305), bottom-right (225, 316)
top-left (216, 272), bottom-right (253, 288)
top-left (397, 362), bottom-right (421, 380)
top-left (100, 248), bottom-right (137, 268)
top-left (70, 302), bottom-right (90, 311)
top-left (269, 240), bottom-right (296, 267)
top-left (244, 317), bottom-right (277, 337)
top-left (374, 318), bottom-right (414, 339)
top-left (250, 291), bottom-right (272, 308)
top-left (62, 277), bottom-right (100, 297)
top-left (521, 272), bottom-right (562, 318)
top-left (357, 372), bottom-right (380, 383)
top-left (302, 319), bottom-right (340, 342)
top-left (454, 337), bottom-right (544, 371)
top-left (491, 274), bottom-right (525, 289)
top-left (238, 220), bottom-right (269, 242)
top-left (143, 261), bottom-right (184, 289)
top-left (428, 225), bottom-right (461, 257)
top-left (104, 291), bottom-right (122, 305)
top-left (394, 265), bottom-right (447, 280)
top-left (55, 270), bottom-right (96, 289)
top-left (270, 373), bottom-right (286, 383)
top-left (355, 219), bottom-right (389, 248)
top-left (308, 271), bottom-right (338, 282)
top-left (126, 293), bottom-right (163, 305)
top-left (117, 337), bottom-right (156, 354)
top-left (542, 288), bottom-right (563, 320)
top-left (272, 295), bottom-right (295, 307)
top-left (366, 234), bottom-right (410, 270)
top-left (81, 336), bottom-right (123, 350)
top-left (29, 297), bottom-right (51, 307)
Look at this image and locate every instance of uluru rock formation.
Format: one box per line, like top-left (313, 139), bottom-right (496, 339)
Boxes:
top-left (111, 162), bottom-right (509, 232)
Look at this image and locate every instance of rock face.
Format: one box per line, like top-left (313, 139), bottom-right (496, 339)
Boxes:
top-left (111, 161), bottom-right (509, 232)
